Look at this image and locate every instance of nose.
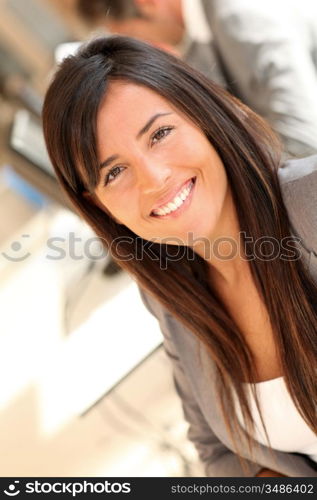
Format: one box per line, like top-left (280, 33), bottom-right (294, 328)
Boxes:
top-left (136, 158), bottom-right (172, 194)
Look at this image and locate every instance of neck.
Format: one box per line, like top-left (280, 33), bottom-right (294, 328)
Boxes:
top-left (194, 187), bottom-right (251, 289)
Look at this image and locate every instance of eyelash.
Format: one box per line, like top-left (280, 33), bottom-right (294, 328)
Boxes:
top-left (103, 126), bottom-right (174, 186)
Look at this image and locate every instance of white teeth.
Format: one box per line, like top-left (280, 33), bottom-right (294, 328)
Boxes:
top-left (174, 196), bottom-right (183, 207)
top-left (152, 179), bottom-right (194, 216)
top-left (167, 202), bottom-right (177, 211)
top-left (156, 207), bottom-right (167, 216)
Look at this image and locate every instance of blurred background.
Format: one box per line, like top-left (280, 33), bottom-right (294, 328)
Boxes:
top-left (1, 0), bottom-right (317, 477)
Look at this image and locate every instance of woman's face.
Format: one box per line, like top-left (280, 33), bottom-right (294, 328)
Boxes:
top-left (93, 81), bottom-right (230, 247)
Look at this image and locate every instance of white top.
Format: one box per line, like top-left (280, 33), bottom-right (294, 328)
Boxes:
top-left (233, 376), bottom-right (317, 463)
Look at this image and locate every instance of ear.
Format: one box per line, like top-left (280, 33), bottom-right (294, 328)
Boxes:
top-left (82, 190), bottom-right (123, 225)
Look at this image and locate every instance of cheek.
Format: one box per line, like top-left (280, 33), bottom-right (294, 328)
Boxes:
top-left (99, 191), bottom-right (140, 225)
top-left (172, 135), bottom-right (201, 162)
top-left (176, 132), bottom-right (217, 170)
top-left (207, 162), bottom-right (228, 210)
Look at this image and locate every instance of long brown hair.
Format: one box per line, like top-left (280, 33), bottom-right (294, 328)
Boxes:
top-left (42, 36), bottom-right (317, 474)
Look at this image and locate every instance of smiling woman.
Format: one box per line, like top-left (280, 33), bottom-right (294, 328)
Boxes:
top-left (93, 80), bottom-right (228, 244)
top-left (42, 36), bottom-right (317, 477)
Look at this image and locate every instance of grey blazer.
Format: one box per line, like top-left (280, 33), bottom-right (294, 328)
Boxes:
top-left (138, 155), bottom-right (317, 477)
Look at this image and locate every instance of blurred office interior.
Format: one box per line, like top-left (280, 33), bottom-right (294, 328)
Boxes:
top-left (0, 0), bottom-right (203, 476)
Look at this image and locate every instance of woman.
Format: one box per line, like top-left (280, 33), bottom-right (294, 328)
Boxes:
top-left (42, 36), bottom-right (317, 477)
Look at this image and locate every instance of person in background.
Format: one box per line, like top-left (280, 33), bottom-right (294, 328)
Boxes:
top-left (76, 0), bottom-right (317, 158)
top-left (76, 0), bottom-right (227, 86)
top-left (42, 36), bottom-right (317, 477)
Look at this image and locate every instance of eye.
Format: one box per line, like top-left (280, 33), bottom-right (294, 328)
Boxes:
top-left (103, 165), bottom-right (126, 186)
top-left (150, 126), bottom-right (174, 146)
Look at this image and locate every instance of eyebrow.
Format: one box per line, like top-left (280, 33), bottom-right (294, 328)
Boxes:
top-left (99, 112), bottom-right (173, 171)
top-left (99, 154), bottom-right (119, 171)
top-left (136, 112), bottom-right (172, 139)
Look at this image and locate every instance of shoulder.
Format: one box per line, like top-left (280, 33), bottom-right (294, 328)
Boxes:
top-left (202, 0), bottom-right (291, 30)
top-left (138, 286), bottom-right (162, 319)
top-left (277, 154), bottom-right (317, 185)
top-left (277, 154), bottom-right (317, 253)
top-left (138, 285), bottom-right (198, 355)
top-left (138, 286), bottom-right (175, 339)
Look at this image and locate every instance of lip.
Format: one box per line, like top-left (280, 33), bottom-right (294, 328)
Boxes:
top-left (150, 177), bottom-right (196, 218)
top-left (150, 177), bottom-right (196, 215)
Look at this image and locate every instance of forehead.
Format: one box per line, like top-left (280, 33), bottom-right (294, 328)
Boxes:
top-left (97, 81), bottom-right (174, 131)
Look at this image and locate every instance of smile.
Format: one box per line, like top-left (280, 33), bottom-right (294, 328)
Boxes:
top-left (150, 177), bottom-right (196, 218)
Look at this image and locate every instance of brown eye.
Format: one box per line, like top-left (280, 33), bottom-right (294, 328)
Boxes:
top-left (103, 165), bottom-right (125, 186)
top-left (151, 126), bottom-right (174, 146)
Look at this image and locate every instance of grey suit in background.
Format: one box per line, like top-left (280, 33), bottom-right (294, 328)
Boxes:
top-left (138, 155), bottom-right (317, 477)
top-left (185, 0), bottom-right (317, 158)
